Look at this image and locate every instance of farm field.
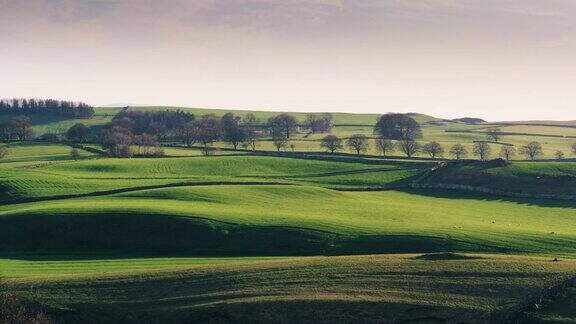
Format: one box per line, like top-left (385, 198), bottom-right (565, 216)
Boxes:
top-left (2, 110), bottom-right (576, 322)
top-left (5, 2), bottom-right (576, 322)
top-left (6, 254), bottom-right (576, 323)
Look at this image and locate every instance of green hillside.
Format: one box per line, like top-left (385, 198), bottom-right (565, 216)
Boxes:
top-left (0, 107), bottom-right (119, 135)
top-left (2, 124), bottom-right (576, 322)
top-left (5, 104), bottom-right (576, 158)
top-left (8, 254), bottom-right (576, 323)
top-left (1, 173), bottom-right (575, 257)
top-left (124, 106), bottom-right (442, 125)
top-left (418, 160), bottom-right (576, 196)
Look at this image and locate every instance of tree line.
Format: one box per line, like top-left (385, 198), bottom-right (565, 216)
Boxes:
top-left (2, 108), bottom-right (575, 162)
top-left (318, 113), bottom-right (568, 161)
top-left (92, 110), bottom-right (335, 157)
top-left (0, 99), bottom-right (94, 118)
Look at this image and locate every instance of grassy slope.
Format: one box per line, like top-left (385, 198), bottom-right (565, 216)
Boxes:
top-left (1, 185), bottom-right (575, 256)
top-left (10, 254), bottom-right (576, 323)
top-left (124, 106), bottom-right (442, 125)
top-left (420, 161), bottom-right (576, 196)
top-left (2, 141), bottom-right (576, 322)
top-left (0, 153), bottom-right (424, 202)
top-left (0, 142), bottom-right (97, 164)
top-left (0, 107), bottom-right (118, 135)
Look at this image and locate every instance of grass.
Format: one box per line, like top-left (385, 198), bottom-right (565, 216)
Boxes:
top-left (8, 254), bottom-right (576, 323)
top-left (420, 160), bottom-right (576, 196)
top-left (0, 107), bottom-right (118, 135)
top-left (1, 185), bottom-right (575, 257)
top-left (2, 128), bottom-right (576, 321)
top-left (38, 155), bottom-right (391, 179)
top-left (0, 142), bottom-right (97, 164)
top-left (0, 153), bottom-right (422, 202)
top-left (122, 106), bottom-right (442, 126)
top-left (0, 257), bottom-right (287, 280)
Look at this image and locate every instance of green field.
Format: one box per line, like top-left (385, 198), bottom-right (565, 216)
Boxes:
top-left (2, 106), bottom-right (576, 322)
top-left (7, 254), bottom-right (576, 323)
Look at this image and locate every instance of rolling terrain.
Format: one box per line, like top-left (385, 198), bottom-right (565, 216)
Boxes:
top-left (1, 107), bottom-right (576, 322)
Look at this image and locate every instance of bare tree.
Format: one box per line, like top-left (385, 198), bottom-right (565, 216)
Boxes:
top-left (181, 121), bottom-right (200, 147)
top-left (449, 144), bottom-right (467, 160)
top-left (272, 130), bottom-right (288, 151)
top-left (320, 135), bottom-right (343, 153)
top-left (422, 141), bottom-right (444, 159)
top-left (70, 148), bottom-right (80, 161)
top-left (486, 128), bottom-right (502, 142)
top-left (499, 145), bottom-right (516, 161)
top-left (268, 114), bottom-right (298, 139)
top-left (374, 113), bottom-right (422, 140)
top-left (472, 142), bottom-right (491, 161)
top-left (555, 150), bottom-right (565, 160)
top-left (375, 137), bottom-right (395, 157)
top-left (306, 113), bottom-right (333, 133)
top-left (100, 126), bottom-right (133, 157)
top-left (242, 113), bottom-right (260, 151)
top-left (222, 112), bottom-right (246, 150)
top-left (398, 139), bottom-right (420, 158)
top-left (346, 134), bottom-right (369, 155)
top-left (0, 116), bottom-right (34, 141)
top-left (133, 133), bottom-right (158, 155)
top-left (196, 115), bottom-right (223, 155)
top-left (67, 123), bottom-right (90, 143)
top-left (520, 141), bottom-right (543, 161)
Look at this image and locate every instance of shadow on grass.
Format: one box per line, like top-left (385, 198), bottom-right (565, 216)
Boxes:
top-left (397, 188), bottom-right (576, 208)
top-left (0, 213), bottom-right (506, 261)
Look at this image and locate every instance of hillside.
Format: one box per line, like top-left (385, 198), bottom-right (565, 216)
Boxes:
top-left (417, 160), bottom-right (576, 198)
top-left (1, 146), bottom-right (575, 259)
top-left (8, 254), bottom-right (576, 323)
top-left (122, 106), bottom-right (443, 125)
top-left (6, 104), bottom-right (576, 160)
top-left (2, 119), bottom-right (576, 322)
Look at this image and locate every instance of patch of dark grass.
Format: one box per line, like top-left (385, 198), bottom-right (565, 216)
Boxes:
top-left (413, 252), bottom-right (483, 261)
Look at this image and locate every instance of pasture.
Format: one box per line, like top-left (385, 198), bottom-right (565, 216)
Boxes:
top-left (2, 106), bottom-right (576, 322)
top-left (7, 254), bottom-right (576, 323)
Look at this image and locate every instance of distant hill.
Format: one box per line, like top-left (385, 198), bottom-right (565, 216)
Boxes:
top-left (115, 106), bottom-right (443, 126)
top-left (453, 117), bottom-right (486, 124)
top-left (493, 120), bottom-right (576, 127)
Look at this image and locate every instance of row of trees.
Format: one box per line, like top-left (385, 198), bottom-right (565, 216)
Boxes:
top-left (98, 111), bottom-right (261, 156)
top-left (0, 99), bottom-right (94, 118)
top-left (319, 134), bottom-right (567, 161)
top-left (97, 111), bottom-right (332, 156)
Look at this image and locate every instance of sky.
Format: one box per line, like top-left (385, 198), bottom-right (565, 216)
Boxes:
top-left (1, 0), bottom-right (576, 121)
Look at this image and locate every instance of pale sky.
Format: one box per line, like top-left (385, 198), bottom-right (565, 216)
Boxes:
top-left (1, 0), bottom-right (576, 121)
